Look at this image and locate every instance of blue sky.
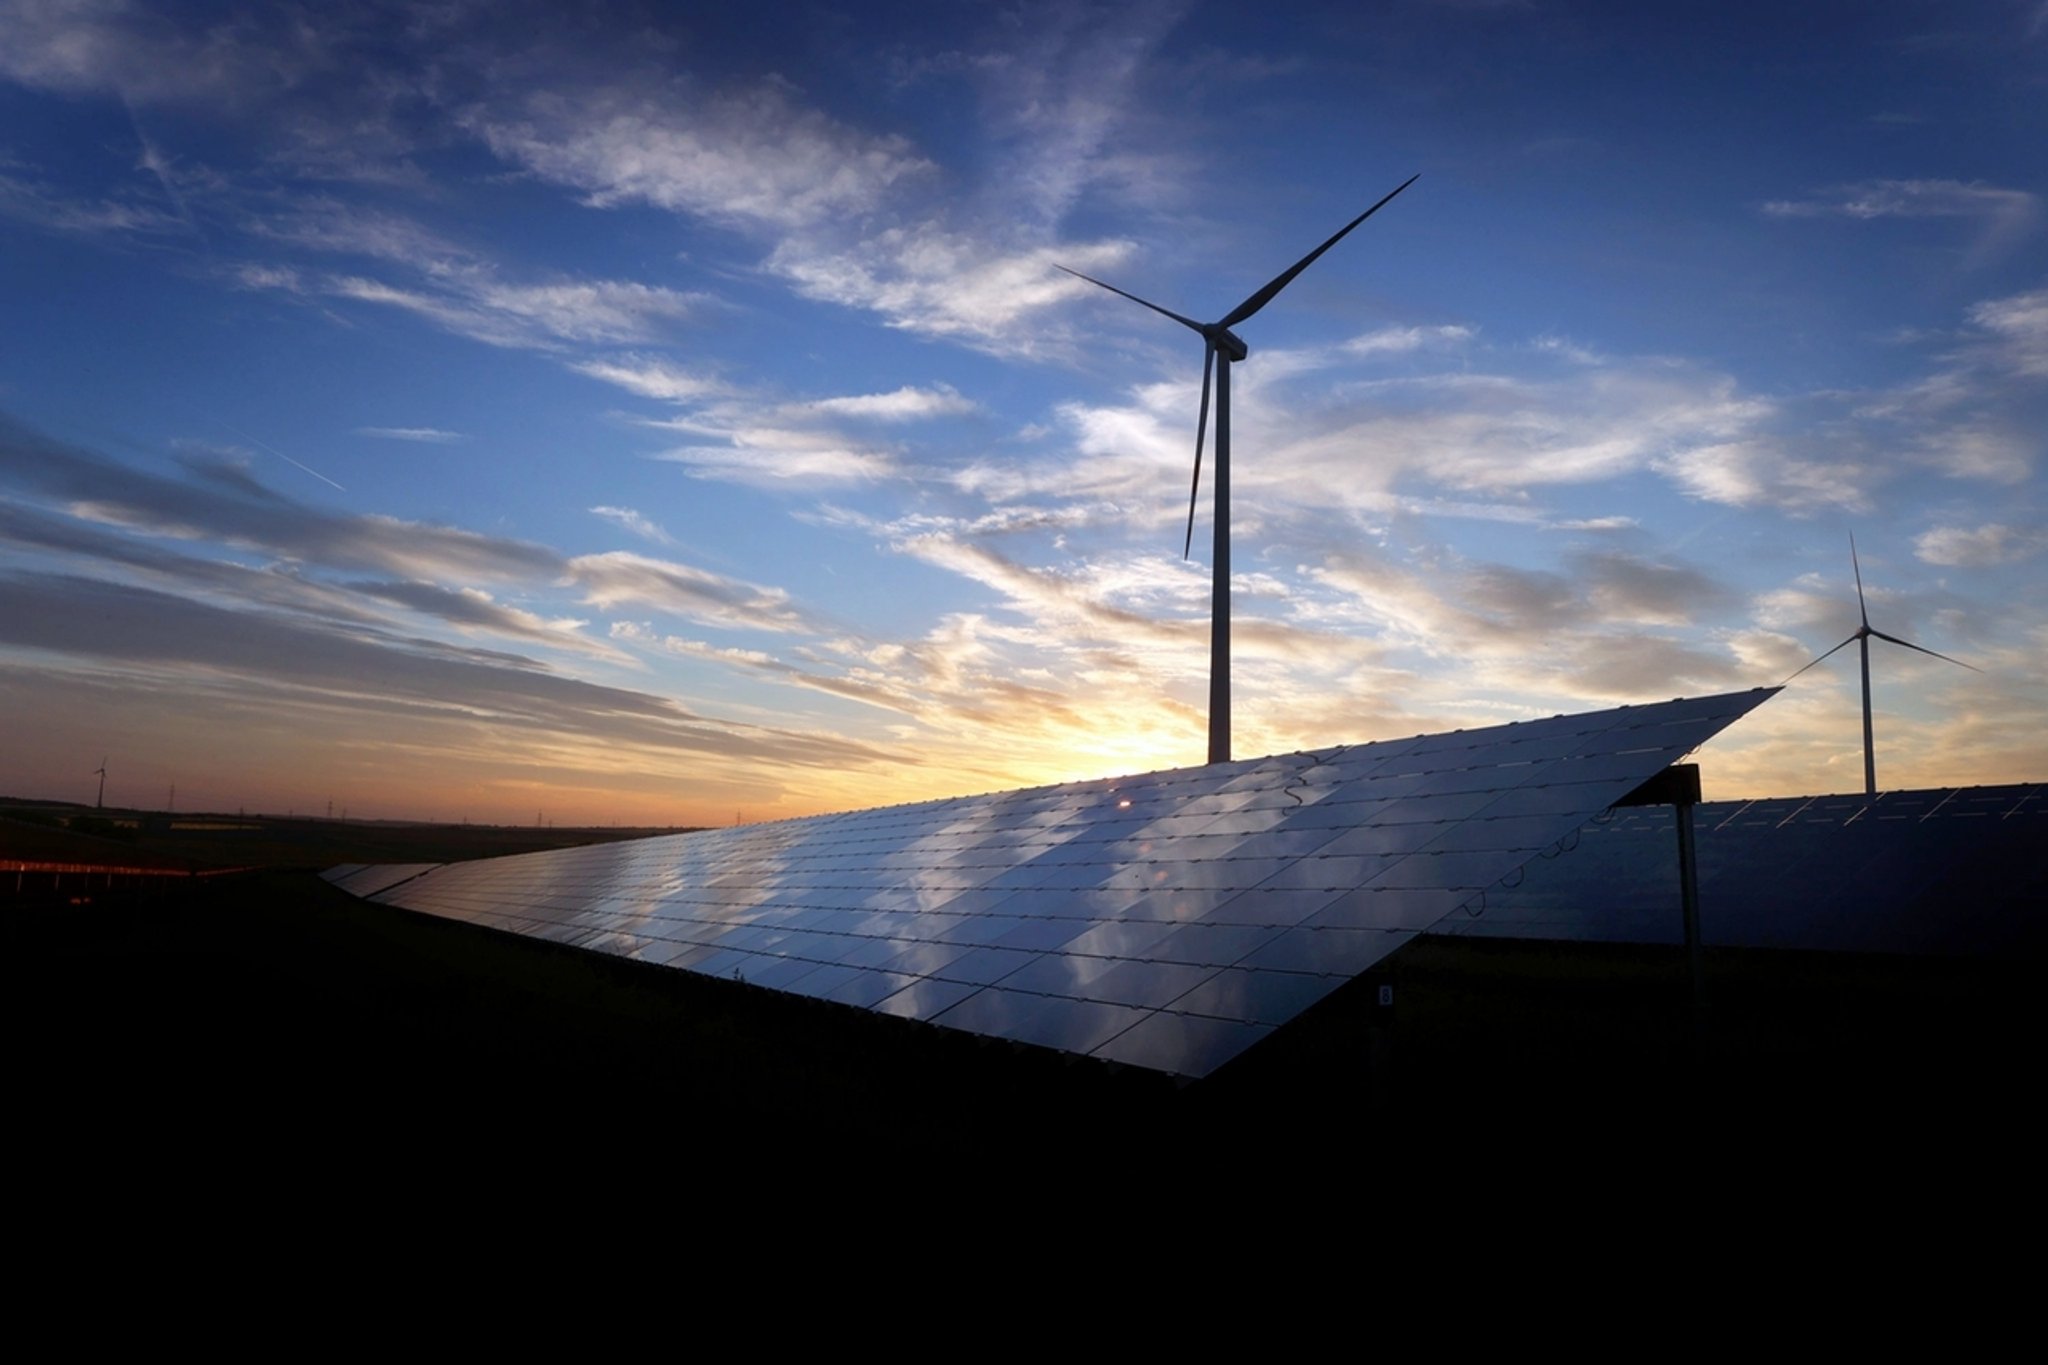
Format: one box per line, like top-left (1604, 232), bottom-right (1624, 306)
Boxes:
top-left (1, 0), bottom-right (2042, 825)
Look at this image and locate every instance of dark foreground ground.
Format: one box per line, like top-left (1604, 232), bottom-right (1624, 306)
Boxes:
top-left (14, 867), bottom-right (2039, 1187)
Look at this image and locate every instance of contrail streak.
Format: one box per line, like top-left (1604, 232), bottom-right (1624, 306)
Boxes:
top-left (178, 400), bottom-right (348, 491)
top-left (225, 421), bottom-right (348, 491)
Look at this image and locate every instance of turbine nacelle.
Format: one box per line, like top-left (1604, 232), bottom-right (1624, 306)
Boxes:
top-left (1206, 326), bottom-right (1249, 362)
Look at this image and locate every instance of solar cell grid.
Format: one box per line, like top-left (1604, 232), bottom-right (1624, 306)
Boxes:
top-left (339, 689), bottom-right (1775, 1078)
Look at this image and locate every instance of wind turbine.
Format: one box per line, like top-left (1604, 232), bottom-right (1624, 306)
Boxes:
top-left (1786, 535), bottom-right (1979, 796)
top-left (94, 758), bottom-right (106, 810)
top-left (1060, 174), bottom-right (1418, 765)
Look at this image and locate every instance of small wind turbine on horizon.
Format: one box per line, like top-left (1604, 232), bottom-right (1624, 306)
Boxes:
top-left (1785, 535), bottom-right (1980, 797)
top-left (94, 758), bottom-right (106, 810)
top-left (1060, 174), bottom-right (1418, 765)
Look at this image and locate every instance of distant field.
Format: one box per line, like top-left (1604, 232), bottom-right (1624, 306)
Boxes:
top-left (0, 796), bottom-right (694, 873)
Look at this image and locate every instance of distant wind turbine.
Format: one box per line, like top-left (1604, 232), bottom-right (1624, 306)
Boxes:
top-left (1061, 174), bottom-right (1418, 765)
top-left (94, 758), bottom-right (107, 810)
top-left (1786, 535), bottom-right (1980, 796)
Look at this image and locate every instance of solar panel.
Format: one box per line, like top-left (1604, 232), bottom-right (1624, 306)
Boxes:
top-left (1431, 783), bottom-right (2045, 956)
top-left (320, 863), bottom-right (443, 898)
top-left (323, 688), bottom-right (1775, 1077)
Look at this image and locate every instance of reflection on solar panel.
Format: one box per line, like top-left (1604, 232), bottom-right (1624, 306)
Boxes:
top-left (322, 689), bottom-right (1774, 1078)
top-left (323, 863), bottom-right (444, 899)
top-left (1432, 783), bottom-right (2045, 957)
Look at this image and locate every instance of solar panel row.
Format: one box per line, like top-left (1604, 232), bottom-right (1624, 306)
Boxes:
top-left (324, 689), bottom-right (1775, 1077)
top-left (1435, 783), bottom-right (2044, 956)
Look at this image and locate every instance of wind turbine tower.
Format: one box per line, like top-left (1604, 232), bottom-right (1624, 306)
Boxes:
top-left (94, 758), bottom-right (106, 811)
top-left (1062, 174), bottom-right (1417, 764)
top-left (1787, 536), bottom-right (1979, 796)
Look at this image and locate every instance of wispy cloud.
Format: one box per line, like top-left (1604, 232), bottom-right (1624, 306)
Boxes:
top-left (465, 82), bottom-right (934, 231)
top-left (0, 410), bottom-right (961, 813)
top-left (2, 4), bottom-right (1176, 373)
top-left (1916, 423), bottom-right (2032, 483)
top-left (304, 270), bottom-right (701, 352)
top-left (1345, 325), bottom-right (1476, 355)
top-left (598, 380), bottom-right (982, 491)
top-left (769, 231), bottom-right (1136, 356)
top-left (1763, 178), bottom-right (2038, 221)
top-left (1654, 439), bottom-right (1873, 513)
top-left (221, 190), bottom-right (709, 357)
top-left (652, 437), bottom-right (898, 487)
top-left (1824, 285), bottom-right (2048, 492)
top-left (1553, 516), bottom-right (1638, 531)
top-left (2, 495), bottom-right (645, 680)
top-left (1309, 547), bottom-right (1750, 701)
top-left (1969, 288), bottom-right (2048, 378)
top-left (345, 578), bottom-right (623, 661)
top-left (0, 0), bottom-right (314, 105)
top-left (0, 159), bottom-right (185, 236)
top-left (357, 426), bottom-right (465, 444)
top-left (461, 277), bottom-right (703, 345)
top-left (126, 115), bottom-right (203, 237)
top-left (0, 497), bottom-right (388, 629)
top-left (589, 505), bottom-right (673, 546)
top-left (1915, 522), bottom-right (2047, 567)
top-left (796, 385), bottom-right (979, 421)
top-left (894, 531), bottom-right (1204, 656)
top-left (247, 199), bottom-right (472, 269)
top-left (1764, 178), bottom-right (2040, 266)
top-left (566, 550), bottom-right (812, 632)
top-left (0, 570), bottom-right (883, 774)
top-left (963, 0), bottom-right (1189, 227)
top-left (570, 355), bottom-right (727, 402)
top-left (635, 392), bottom-right (909, 487)
top-left (611, 621), bottom-right (783, 671)
top-left (3, 413), bottom-right (555, 583)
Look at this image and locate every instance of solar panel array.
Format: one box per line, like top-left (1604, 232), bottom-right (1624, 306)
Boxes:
top-left (324, 689), bottom-right (1773, 1078)
top-left (1433, 783), bottom-right (2045, 956)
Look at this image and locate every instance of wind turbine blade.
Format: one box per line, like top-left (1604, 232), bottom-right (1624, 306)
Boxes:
top-left (1783, 634), bottom-right (1858, 683)
top-left (1186, 345), bottom-right (1214, 559)
top-left (1218, 174), bottom-right (1419, 329)
top-left (1055, 265), bottom-right (1207, 337)
top-left (1850, 532), bottom-right (1870, 629)
top-left (1868, 629), bottom-right (1982, 672)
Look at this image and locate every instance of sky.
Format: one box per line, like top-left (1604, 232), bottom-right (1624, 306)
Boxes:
top-left (1, 0), bottom-right (2043, 827)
